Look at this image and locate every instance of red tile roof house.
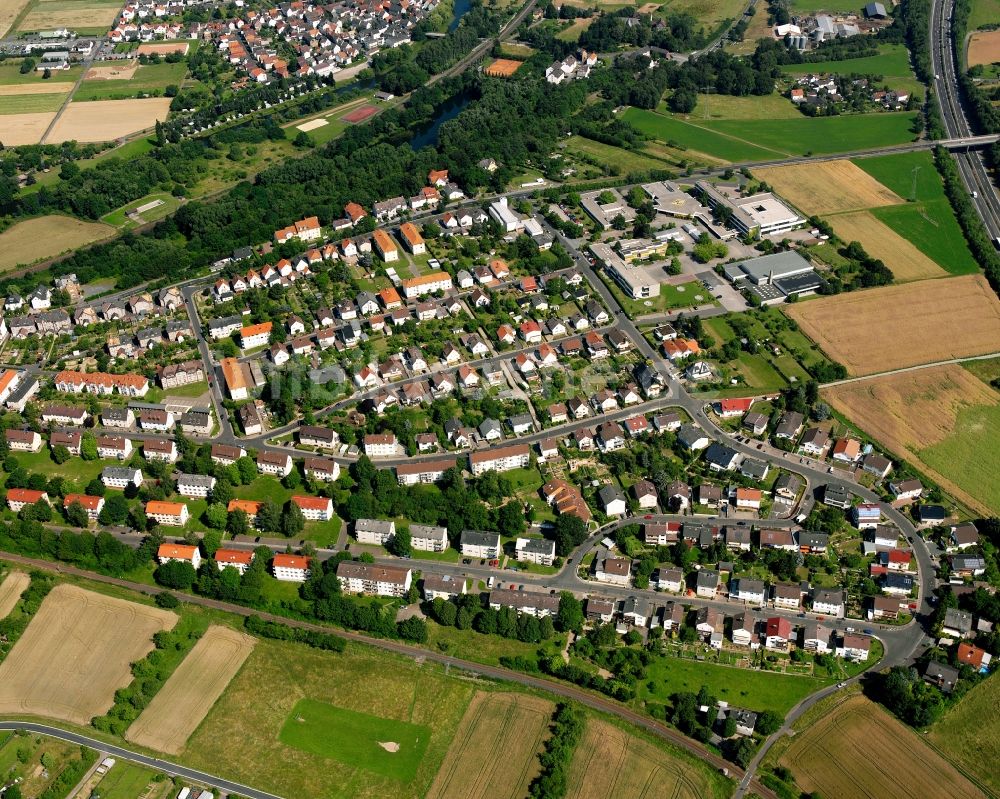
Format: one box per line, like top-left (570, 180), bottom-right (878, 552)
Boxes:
top-left (273, 553), bottom-right (311, 582)
top-left (715, 397), bottom-right (754, 417)
top-left (764, 617), bottom-right (792, 650)
top-left (292, 495), bottom-right (334, 521)
top-left (7, 488), bottom-right (48, 513)
top-left (64, 493), bottom-right (104, 520)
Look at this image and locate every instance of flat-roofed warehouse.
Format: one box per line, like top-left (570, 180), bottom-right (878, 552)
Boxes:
top-left (723, 250), bottom-right (823, 303)
top-left (696, 180), bottom-right (804, 237)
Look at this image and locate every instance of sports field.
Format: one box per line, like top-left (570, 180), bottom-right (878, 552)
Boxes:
top-left (281, 699), bottom-right (430, 782)
top-left (425, 691), bottom-right (553, 799)
top-left (777, 693), bottom-right (983, 798)
top-left (0, 584), bottom-right (176, 725)
top-left (184, 639), bottom-right (473, 798)
top-left (565, 718), bottom-right (727, 799)
top-left (828, 211), bottom-right (947, 281)
top-left (343, 104), bottom-right (378, 123)
top-left (0, 571), bottom-right (29, 618)
top-left (47, 97), bottom-right (171, 143)
top-left (0, 214), bottom-right (114, 271)
top-left (824, 363), bottom-right (1000, 514)
top-left (126, 625), bottom-right (255, 755)
top-left (754, 160), bottom-right (903, 215)
top-left (16, 0), bottom-right (122, 33)
top-left (930, 673), bottom-right (1000, 795)
top-left (786, 275), bottom-right (1000, 375)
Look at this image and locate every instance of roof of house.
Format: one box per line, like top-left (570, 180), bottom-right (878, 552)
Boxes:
top-left (158, 543), bottom-right (197, 559)
top-left (274, 554), bottom-right (311, 570)
top-left (147, 500), bottom-right (186, 516)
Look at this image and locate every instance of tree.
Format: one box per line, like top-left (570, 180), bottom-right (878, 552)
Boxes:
top-left (20, 59), bottom-right (35, 74)
top-left (555, 592), bottom-right (584, 633)
top-left (397, 616), bottom-right (427, 642)
top-left (280, 503), bottom-right (305, 538)
top-left (154, 559), bottom-right (196, 589)
top-left (51, 445), bottom-right (71, 464)
top-left (154, 592), bottom-right (179, 609)
top-left (71, 431), bottom-right (97, 461)
top-left (65, 499), bottom-right (89, 528)
top-left (257, 498), bottom-right (280, 533)
top-left (755, 710), bottom-right (782, 736)
top-left (98, 493), bottom-right (130, 526)
top-left (551, 513), bottom-right (587, 556)
top-left (497, 501), bottom-right (526, 538)
top-left (389, 527), bottom-right (412, 558)
top-left (30, 499), bottom-right (52, 522)
top-left (227, 509), bottom-right (250, 537)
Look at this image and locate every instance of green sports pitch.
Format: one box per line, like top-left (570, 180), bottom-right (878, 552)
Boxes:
top-left (279, 698), bottom-right (431, 782)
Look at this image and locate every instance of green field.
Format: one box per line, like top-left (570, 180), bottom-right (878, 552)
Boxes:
top-left (703, 112), bottom-right (919, 156)
top-left (664, 0), bottom-right (747, 30)
top-left (75, 61), bottom-right (189, 102)
top-left (919, 403), bottom-right (1000, 514)
top-left (962, 356), bottom-right (1000, 385)
top-left (623, 107), bottom-right (788, 162)
top-left (184, 639), bottom-right (474, 798)
top-left (0, 92), bottom-right (66, 114)
top-left (665, 93), bottom-right (802, 121)
top-left (854, 151), bottom-right (981, 275)
top-left (0, 62), bottom-right (81, 85)
top-left (101, 192), bottom-right (182, 227)
top-left (929, 672), bottom-right (1000, 795)
top-left (280, 699), bottom-right (430, 782)
top-left (638, 656), bottom-right (830, 714)
top-left (968, 0), bottom-right (1000, 29)
top-left (780, 45), bottom-right (921, 94)
top-left (94, 760), bottom-right (161, 798)
top-left (233, 476), bottom-right (341, 545)
top-left (564, 134), bottom-right (673, 173)
top-left (5, 449), bottom-right (106, 492)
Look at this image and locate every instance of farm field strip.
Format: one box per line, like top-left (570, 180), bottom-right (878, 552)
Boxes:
top-left (823, 363), bottom-right (1000, 514)
top-left (0, 111), bottom-right (57, 145)
top-left (16, 0), bottom-right (122, 33)
top-left (0, 0), bottom-right (32, 37)
top-left (828, 211), bottom-right (947, 281)
top-left (778, 694), bottom-right (984, 799)
top-left (425, 691), bottom-right (552, 799)
top-left (930, 673), bottom-right (1000, 795)
top-left (0, 571), bottom-right (29, 618)
top-left (0, 584), bottom-right (176, 725)
top-left (0, 83), bottom-right (70, 96)
top-left (126, 625), bottom-right (255, 755)
top-left (0, 93), bottom-right (66, 114)
top-left (45, 98), bottom-right (172, 144)
top-left (785, 275), bottom-right (1000, 376)
top-left (0, 214), bottom-right (115, 271)
top-left (754, 159), bottom-right (904, 215)
top-left (968, 29), bottom-right (1000, 67)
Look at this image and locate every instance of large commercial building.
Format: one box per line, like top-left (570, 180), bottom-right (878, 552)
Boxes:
top-left (696, 181), bottom-right (803, 238)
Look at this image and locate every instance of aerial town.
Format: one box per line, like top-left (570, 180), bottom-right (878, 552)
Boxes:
top-left (0, 0), bottom-right (997, 795)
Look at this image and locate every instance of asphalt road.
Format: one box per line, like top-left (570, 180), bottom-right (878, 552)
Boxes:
top-left (0, 721), bottom-right (284, 799)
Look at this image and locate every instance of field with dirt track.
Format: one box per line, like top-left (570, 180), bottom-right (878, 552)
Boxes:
top-left (425, 692), bottom-right (553, 799)
top-left (565, 719), bottom-right (721, 799)
top-left (46, 97), bottom-right (171, 143)
top-left (824, 364), bottom-right (1000, 514)
top-left (777, 693), bottom-right (984, 798)
top-left (0, 0), bottom-right (32, 36)
top-left (0, 584), bottom-right (176, 724)
top-left (0, 215), bottom-right (114, 271)
top-left (930, 673), bottom-right (1000, 796)
top-left (126, 625), bottom-right (255, 755)
top-left (785, 275), bottom-right (1000, 375)
top-left (828, 211), bottom-right (947, 281)
top-left (1, 112), bottom-right (56, 145)
top-left (754, 160), bottom-right (904, 215)
top-left (0, 571), bottom-right (29, 618)
top-left (968, 29), bottom-right (1000, 67)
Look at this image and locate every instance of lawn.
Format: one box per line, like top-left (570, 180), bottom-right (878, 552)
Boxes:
top-left (637, 655), bottom-right (830, 714)
top-left (101, 192), bottom-right (182, 228)
top-left (780, 44), bottom-right (920, 94)
top-left (93, 762), bottom-right (161, 799)
top-left (280, 698), bottom-right (430, 782)
top-left (703, 112), bottom-right (919, 156)
top-left (623, 107), bottom-right (789, 162)
top-left (183, 639), bottom-right (474, 798)
top-left (75, 61), bottom-right (189, 102)
top-left (969, 0), bottom-right (1000, 29)
top-left (919, 403), bottom-right (1000, 514)
top-left (234, 475), bottom-right (292, 505)
top-left (0, 61), bottom-right (81, 85)
top-left (6, 449), bottom-right (106, 492)
top-left (662, 93), bottom-right (801, 121)
top-left (0, 92), bottom-right (66, 114)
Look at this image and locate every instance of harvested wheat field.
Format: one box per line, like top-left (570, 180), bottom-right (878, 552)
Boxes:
top-left (968, 29), bottom-right (1000, 67)
top-left (829, 211), bottom-right (947, 281)
top-left (126, 625), bottom-right (255, 755)
top-left (0, 571), bottom-right (29, 619)
top-left (0, 0), bottom-right (32, 37)
top-left (0, 111), bottom-right (56, 145)
top-left (137, 41), bottom-right (190, 56)
top-left (0, 215), bottom-right (114, 271)
top-left (19, 0), bottom-right (121, 32)
top-left (46, 97), bottom-right (171, 143)
top-left (425, 691), bottom-right (553, 799)
top-left (754, 160), bottom-right (904, 215)
top-left (778, 693), bottom-right (983, 799)
top-left (786, 274), bottom-right (1000, 375)
top-left (565, 719), bottom-right (712, 799)
top-left (85, 62), bottom-right (138, 80)
top-left (0, 83), bottom-right (69, 96)
top-left (824, 364), bottom-right (1000, 514)
top-left (0, 584), bottom-right (176, 725)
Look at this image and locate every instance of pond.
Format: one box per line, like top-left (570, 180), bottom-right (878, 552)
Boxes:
top-left (408, 92), bottom-right (473, 150)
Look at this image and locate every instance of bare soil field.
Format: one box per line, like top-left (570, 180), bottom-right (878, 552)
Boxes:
top-left (126, 625), bottom-right (255, 755)
top-left (0, 584), bottom-right (176, 725)
top-left (0, 111), bottom-right (56, 145)
top-left (785, 275), bottom-right (1000, 375)
top-left (425, 691), bottom-right (553, 799)
top-left (46, 97), bottom-right (171, 143)
top-left (930, 672), bottom-right (1000, 796)
top-left (778, 693), bottom-right (983, 798)
top-left (565, 719), bottom-right (712, 799)
top-left (0, 214), bottom-right (114, 271)
top-left (0, 83), bottom-right (69, 96)
top-left (824, 363), bottom-right (1000, 513)
top-left (968, 29), bottom-right (1000, 67)
top-left (829, 211), bottom-right (947, 281)
top-left (137, 42), bottom-right (189, 55)
top-left (85, 62), bottom-right (138, 80)
top-left (754, 160), bottom-right (904, 215)
top-left (0, 0), bottom-right (32, 37)
top-left (0, 571), bottom-right (30, 619)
